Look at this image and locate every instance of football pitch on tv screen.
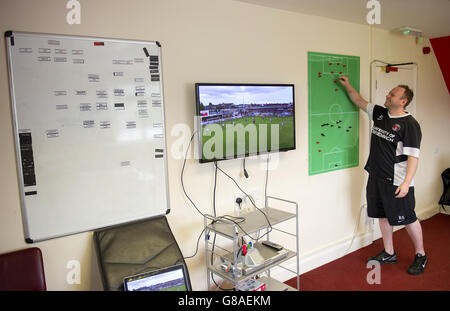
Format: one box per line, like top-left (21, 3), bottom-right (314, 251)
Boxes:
top-left (201, 115), bottom-right (294, 161)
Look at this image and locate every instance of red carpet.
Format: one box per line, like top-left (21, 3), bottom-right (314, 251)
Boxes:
top-left (286, 213), bottom-right (450, 291)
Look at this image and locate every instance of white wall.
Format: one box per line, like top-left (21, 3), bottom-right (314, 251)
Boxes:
top-left (0, 0), bottom-right (448, 290)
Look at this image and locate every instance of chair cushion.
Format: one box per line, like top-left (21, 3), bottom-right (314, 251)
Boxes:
top-left (0, 247), bottom-right (46, 291)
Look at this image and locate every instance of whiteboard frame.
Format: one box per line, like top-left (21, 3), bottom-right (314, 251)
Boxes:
top-left (5, 31), bottom-right (171, 242)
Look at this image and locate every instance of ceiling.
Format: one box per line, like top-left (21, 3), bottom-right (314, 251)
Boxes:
top-left (235, 0), bottom-right (450, 39)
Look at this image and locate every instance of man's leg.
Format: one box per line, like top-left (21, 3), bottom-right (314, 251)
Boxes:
top-left (405, 219), bottom-right (427, 275)
top-left (405, 219), bottom-right (425, 255)
top-left (379, 218), bottom-right (394, 254)
top-left (367, 217), bottom-right (398, 264)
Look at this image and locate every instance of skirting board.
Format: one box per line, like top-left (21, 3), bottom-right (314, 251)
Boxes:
top-left (270, 204), bottom-right (440, 284)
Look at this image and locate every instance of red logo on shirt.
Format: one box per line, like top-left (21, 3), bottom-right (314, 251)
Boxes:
top-left (392, 124), bottom-right (401, 131)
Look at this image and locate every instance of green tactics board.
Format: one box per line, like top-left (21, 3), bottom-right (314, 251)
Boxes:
top-left (308, 52), bottom-right (360, 175)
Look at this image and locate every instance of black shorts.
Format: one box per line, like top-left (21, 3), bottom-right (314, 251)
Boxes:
top-left (366, 175), bottom-right (417, 226)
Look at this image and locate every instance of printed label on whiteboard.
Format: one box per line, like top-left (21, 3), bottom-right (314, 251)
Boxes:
top-left (137, 100), bottom-right (148, 108)
top-left (83, 120), bottom-right (95, 128)
top-left (135, 78), bottom-right (144, 83)
top-left (96, 90), bottom-right (108, 98)
top-left (72, 49), bottom-right (84, 55)
top-left (113, 72), bottom-right (124, 77)
top-left (152, 101), bottom-right (162, 107)
top-left (154, 128), bottom-right (164, 138)
top-left (135, 86), bottom-right (145, 96)
top-left (56, 104), bottom-right (68, 110)
top-left (55, 49), bottom-right (67, 54)
top-left (138, 109), bottom-right (149, 118)
top-left (88, 74), bottom-right (100, 82)
top-left (19, 48), bottom-right (32, 53)
top-left (112, 59), bottom-right (133, 65)
top-left (80, 103), bottom-right (92, 111)
top-left (134, 58), bottom-right (144, 63)
top-left (19, 132), bottom-right (36, 187)
top-left (114, 103), bottom-right (125, 110)
top-left (100, 121), bottom-right (111, 129)
top-left (76, 90), bottom-right (87, 96)
top-left (48, 39), bottom-right (60, 46)
top-left (38, 48), bottom-right (51, 53)
top-left (96, 102), bottom-right (108, 110)
top-left (54, 90), bottom-right (67, 96)
top-left (46, 129), bottom-right (59, 138)
top-left (153, 123), bottom-right (163, 128)
top-left (38, 56), bottom-right (51, 62)
top-left (126, 121), bottom-right (136, 129)
top-left (73, 59), bottom-right (85, 64)
top-left (54, 57), bottom-right (67, 63)
top-left (120, 161), bottom-right (131, 167)
top-left (114, 89), bottom-right (125, 96)
top-left (151, 75), bottom-right (160, 82)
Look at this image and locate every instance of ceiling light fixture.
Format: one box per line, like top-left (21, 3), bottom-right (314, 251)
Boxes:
top-left (393, 26), bottom-right (423, 37)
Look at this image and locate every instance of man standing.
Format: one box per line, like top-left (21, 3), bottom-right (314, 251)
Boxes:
top-left (339, 76), bottom-right (427, 275)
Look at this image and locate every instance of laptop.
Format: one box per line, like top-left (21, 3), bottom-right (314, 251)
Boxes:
top-left (123, 264), bottom-right (191, 291)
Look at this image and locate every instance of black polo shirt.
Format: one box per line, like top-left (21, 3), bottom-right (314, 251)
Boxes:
top-left (365, 103), bottom-right (422, 186)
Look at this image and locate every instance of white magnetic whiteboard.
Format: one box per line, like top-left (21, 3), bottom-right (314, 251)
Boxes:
top-left (6, 31), bottom-right (170, 242)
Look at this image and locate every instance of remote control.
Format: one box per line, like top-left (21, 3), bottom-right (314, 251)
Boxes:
top-left (262, 240), bottom-right (284, 251)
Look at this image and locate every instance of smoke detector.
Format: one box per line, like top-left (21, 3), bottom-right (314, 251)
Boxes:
top-left (393, 26), bottom-right (423, 37)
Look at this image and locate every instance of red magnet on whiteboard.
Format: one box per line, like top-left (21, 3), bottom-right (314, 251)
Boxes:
top-left (335, 89), bottom-right (339, 91)
top-left (318, 149), bottom-right (322, 152)
top-left (343, 65), bottom-right (347, 67)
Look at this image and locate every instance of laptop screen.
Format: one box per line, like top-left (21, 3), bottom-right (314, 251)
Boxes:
top-left (123, 264), bottom-right (190, 291)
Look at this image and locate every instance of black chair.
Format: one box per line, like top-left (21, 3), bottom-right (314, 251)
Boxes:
top-left (93, 216), bottom-right (191, 291)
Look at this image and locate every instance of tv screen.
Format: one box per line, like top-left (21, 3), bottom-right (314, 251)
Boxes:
top-left (195, 83), bottom-right (295, 163)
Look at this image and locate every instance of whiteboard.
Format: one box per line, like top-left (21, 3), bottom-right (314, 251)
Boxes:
top-left (6, 31), bottom-right (170, 242)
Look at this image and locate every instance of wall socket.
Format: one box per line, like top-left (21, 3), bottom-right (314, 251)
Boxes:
top-left (235, 188), bottom-right (260, 213)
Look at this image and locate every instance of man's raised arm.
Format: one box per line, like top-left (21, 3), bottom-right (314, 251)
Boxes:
top-left (338, 76), bottom-right (369, 111)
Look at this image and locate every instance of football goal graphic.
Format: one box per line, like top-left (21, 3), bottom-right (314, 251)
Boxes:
top-left (308, 52), bottom-right (360, 175)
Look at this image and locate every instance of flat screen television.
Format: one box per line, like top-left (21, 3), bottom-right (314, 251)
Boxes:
top-left (195, 83), bottom-right (296, 163)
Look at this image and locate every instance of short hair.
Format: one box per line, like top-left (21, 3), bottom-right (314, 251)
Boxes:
top-left (397, 85), bottom-right (414, 107)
